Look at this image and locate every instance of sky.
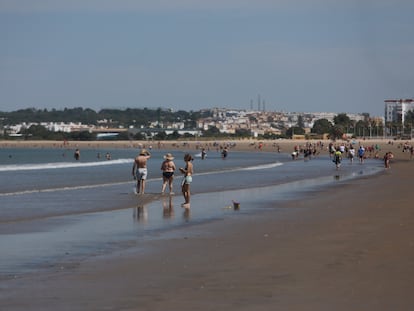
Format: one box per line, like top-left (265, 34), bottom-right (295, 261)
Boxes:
top-left (1, 0), bottom-right (413, 117)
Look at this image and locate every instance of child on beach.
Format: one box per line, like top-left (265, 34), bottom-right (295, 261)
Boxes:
top-left (179, 153), bottom-right (193, 208)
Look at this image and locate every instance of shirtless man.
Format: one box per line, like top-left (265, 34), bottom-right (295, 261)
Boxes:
top-left (132, 149), bottom-right (151, 194)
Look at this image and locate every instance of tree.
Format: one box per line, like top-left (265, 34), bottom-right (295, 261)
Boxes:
top-left (70, 131), bottom-right (94, 141)
top-left (182, 132), bottom-right (195, 138)
top-left (116, 131), bottom-right (131, 140)
top-left (202, 126), bottom-right (221, 137)
top-left (405, 111), bottom-right (414, 128)
top-left (297, 115), bottom-right (305, 128)
top-left (330, 125), bottom-right (344, 140)
top-left (167, 131), bottom-right (181, 140)
top-left (355, 120), bottom-right (368, 137)
top-left (20, 124), bottom-right (50, 139)
top-left (333, 113), bottom-right (351, 127)
top-left (312, 119), bottom-right (333, 134)
top-left (235, 128), bottom-right (251, 138)
top-left (331, 113), bottom-right (354, 139)
top-left (286, 126), bottom-right (305, 137)
top-left (154, 131), bottom-right (167, 140)
top-left (133, 132), bottom-right (147, 140)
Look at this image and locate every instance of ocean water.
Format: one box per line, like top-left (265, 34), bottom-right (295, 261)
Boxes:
top-left (0, 146), bottom-right (384, 277)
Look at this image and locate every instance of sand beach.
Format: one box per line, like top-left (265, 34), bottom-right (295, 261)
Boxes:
top-left (0, 137), bottom-right (412, 157)
top-left (1, 138), bottom-right (414, 310)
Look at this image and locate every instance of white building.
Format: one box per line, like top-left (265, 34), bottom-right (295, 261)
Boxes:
top-left (385, 99), bottom-right (414, 124)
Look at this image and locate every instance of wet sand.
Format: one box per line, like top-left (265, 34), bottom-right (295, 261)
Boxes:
top-left (1, 139), bottom-right (414, 310)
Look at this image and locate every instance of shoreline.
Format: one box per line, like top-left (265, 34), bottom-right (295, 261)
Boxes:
top-left (1, 141), bottom-right (414, 310)
top-left (1, 138), bottom-right (411, 161)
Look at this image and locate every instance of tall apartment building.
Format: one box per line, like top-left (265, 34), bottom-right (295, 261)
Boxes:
top-left (384, 99), bottom-right (414, 124)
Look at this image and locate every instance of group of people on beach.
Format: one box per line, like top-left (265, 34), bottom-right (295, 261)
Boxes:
top-left (131, 149), bottom-right (193, 208)
top-left (329, 143), bottom-right (368, 169)
top-left (288, 140), bottom-right (395, 170)
top-left (328, 142), bottom-right (396, 169)
top-left (291, 142), bottom-right (324, 160)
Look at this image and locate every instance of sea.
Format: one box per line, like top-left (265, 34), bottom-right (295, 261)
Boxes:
top-left (0, 145), bottom-right (384, 279)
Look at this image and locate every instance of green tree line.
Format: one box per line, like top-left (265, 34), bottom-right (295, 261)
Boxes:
top-left (2, 108), bottom-right (413, 141)
top-left (0, 107), bottom-right (205, 128)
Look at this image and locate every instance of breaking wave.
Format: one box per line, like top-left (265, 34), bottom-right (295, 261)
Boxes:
top-left (0, 158), bottom-right (132, 172)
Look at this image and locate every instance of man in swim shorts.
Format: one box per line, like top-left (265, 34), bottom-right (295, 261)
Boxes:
top-left (132, 148), bottom-right (151, 194)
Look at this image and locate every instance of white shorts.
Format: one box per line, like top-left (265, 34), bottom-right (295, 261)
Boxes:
top-left (137, 168), bottom-right (148, 180)
top-left (182, 175), bottom-right (192, 185)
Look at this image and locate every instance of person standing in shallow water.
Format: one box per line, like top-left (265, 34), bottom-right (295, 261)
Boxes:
top-left (74, 148), bottom-right (80, 161)
top-left (179, 153), bottom-right (193, 208)
top-left (348, 145), bottom-right (355, 164)
top-left (221, 147), bottom-right (228, 159)
top-left (201, 148), bottom-right (207, 160)
top-left (161, 153), bottom-right (176, 195)
top-left (384, 151), bottom-right (393, 169)
top-left (333, 149), bottom-right (342, 170)
top-left (358, 145), bottom-right (365, 163)
top-left (132, 149), bottom-right (151, 195)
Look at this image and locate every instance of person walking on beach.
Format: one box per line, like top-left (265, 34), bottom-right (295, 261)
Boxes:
top-left (333, 149), bottom-right (342, 170)
top-left (358, 145), bottom-right (365, 163)
top-left (348, 145), bottom-right (355, 164)
top-left (328, 142), bottom-right (335, 158)
top-left (132, 149), bottom-right (151, 194)
top-left (161, 153), bottom-right (176, 195)
top-left (179, 153), bottom-right (193, 208)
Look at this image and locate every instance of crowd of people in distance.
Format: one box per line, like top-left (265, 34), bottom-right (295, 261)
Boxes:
top-left (287, 140), bottom-right (406, 170)
top-left (400, 141), bottom-right (414, 160)
top-left (291, 141), bottom-right (324, 160)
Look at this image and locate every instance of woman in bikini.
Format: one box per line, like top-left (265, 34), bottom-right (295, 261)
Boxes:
top-left (179, 153), bottom-right (193, 208)
top-left (161, 153), bottom-right (176, 195)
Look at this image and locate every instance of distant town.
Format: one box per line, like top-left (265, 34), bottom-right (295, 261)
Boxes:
top-left (1, 99), bottom-right (413, 141)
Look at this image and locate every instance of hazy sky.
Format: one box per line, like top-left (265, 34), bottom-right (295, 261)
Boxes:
top-left (1, 0), bottom-right (413, 116)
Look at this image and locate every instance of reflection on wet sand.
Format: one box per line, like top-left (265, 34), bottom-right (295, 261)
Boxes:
top-left (162, 196), bottom-right (174, 219)
top-left (133, 205), bottom-right (148, 223)
top-left (183, 205), bottom-right (191, 221)
top-left (133, 196), bottom-right (191, 224)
